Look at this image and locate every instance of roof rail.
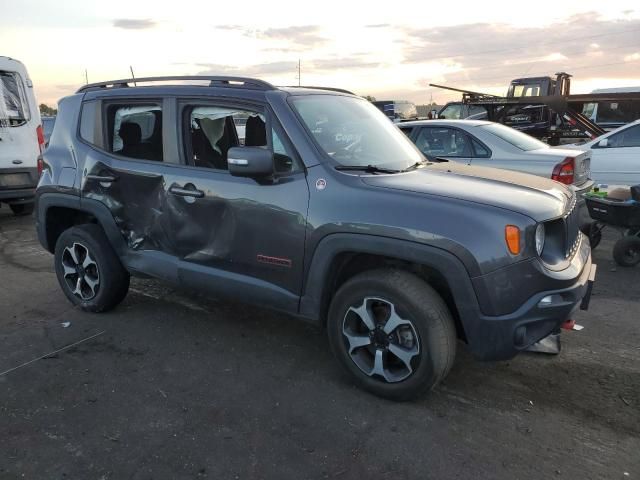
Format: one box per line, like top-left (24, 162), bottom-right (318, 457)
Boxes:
top-left (76, 76), bottom-right (276, 93)
top-left (285, 85), bottom-right (355, 95)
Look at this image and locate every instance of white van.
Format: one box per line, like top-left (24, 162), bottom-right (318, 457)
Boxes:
top-left (0, 56), bottom-right (44, 216)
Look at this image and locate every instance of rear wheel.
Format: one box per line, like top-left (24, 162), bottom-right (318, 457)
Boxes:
top-left (612, 236), bottom-right (640, 267)
top-left (327, 269), bottom-right (457, 401)
top-left (54, 224), bottom-right (130, 312)
top-left (9, 203), bottom-right (34, 216)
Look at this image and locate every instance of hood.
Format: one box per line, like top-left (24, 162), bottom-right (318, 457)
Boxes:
top-left (361, 162), bottom-right (573, 221)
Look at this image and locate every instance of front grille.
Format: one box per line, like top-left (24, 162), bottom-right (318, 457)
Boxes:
top-left (564, 195), bottom-right (581, 259)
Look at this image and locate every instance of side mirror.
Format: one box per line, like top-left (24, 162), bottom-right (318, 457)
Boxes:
top-left (597, 138), bottom-right (608, 148)
top-left (228, 147), bottom-right (273, 178)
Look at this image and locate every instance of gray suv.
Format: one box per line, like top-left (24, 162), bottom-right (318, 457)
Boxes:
top-left (35, 76), bottom-right (596, 400)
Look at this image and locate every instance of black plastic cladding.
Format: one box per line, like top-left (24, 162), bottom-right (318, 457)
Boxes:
top-left (36, 80), bottom-right (593, 361)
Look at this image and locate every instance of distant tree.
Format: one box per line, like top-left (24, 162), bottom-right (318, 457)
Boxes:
top-left (362, 95), bottom-right (376, 102)
top-left (39, 104), bottom-right (57, 116)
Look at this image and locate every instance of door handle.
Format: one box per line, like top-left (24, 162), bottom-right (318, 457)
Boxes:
top-left (169, 185), bottom-right (205, 198)
top-left (86, 174), bottom-right (118, 183)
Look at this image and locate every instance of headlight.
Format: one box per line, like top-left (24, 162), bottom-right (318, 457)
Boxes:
top-left (535, 223), bottom-right (545, 256)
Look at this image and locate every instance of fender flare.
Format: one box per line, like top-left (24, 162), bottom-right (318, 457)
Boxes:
top-left (35, 192), bottom-right (128, 256)
top-left (298, 233), bottom-right (482, 329)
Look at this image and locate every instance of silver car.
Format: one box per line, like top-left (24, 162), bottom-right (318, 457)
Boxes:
top-left (400, 120), bottom-right (594, 227)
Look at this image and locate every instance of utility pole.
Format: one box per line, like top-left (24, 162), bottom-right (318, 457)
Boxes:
top-left (84, 69), bottom-right (88, 85)
top-left (298, 59), bottom-right (301, 87)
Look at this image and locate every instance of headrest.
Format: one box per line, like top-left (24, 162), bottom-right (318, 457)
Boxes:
top-left (245, 115), bottom-right (267, 147)
top-left (119, 122), bottom-right (142, 146)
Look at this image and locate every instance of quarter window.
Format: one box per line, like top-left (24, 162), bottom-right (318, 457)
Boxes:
top-left (107, 104), bottom-right (163, 161)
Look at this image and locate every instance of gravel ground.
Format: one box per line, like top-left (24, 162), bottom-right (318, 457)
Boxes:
top-left (1, 208), bottom-right (638, 479)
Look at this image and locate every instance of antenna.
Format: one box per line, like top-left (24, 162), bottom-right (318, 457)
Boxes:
top-left (129, 66), bottom-right (137, 86)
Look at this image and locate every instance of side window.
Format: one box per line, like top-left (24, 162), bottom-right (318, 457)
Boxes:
top-left (79, 101), bottom-right (97, 145)
top-left (185, 105), bottom-right (299, 173)
top-left (609, 125), bottom-right (640, 148)
top-left (107, 104), bottom-right (163, 161)
top-left (471, 138), bottom-right (491, 158)
top-left (414, 127), bottom-right (473, 158)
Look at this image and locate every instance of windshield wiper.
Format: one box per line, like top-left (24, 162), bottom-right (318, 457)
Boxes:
top-left (335, 165), bottom-right (401, 174)
top-left (402, 161), bottom-right (428, 172)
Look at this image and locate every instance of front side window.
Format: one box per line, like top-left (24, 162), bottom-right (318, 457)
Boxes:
top-left (414, 127), bottom-right (473, 158)
top-left (185, 105), bottom-right (298, 173)
top-left (0, 71), bottom-right (30, 127)
top-left (107, 104), bottom-right (163, 161)
top-left (608, 125), bottom-right (640, 148)
top-left (291, 95), bottom-right (423, 170)
top-left (480, 122), bottom-right (547, 151)
top-left (438, 104), bottom-right (462, 119)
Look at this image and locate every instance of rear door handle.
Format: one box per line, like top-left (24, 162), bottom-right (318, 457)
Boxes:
top-left (169, 185), bottom-right (205, 198)
top-left (86, 174), bottom-right (118, 183)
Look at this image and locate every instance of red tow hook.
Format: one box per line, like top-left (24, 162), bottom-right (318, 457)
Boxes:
top-left (561, 319), bottom-right (576, 330)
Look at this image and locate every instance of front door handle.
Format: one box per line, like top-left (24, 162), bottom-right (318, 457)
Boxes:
top-left (169, 185), bottom-right (205, 198)
top-left (86, 174), bottom-right (118, 183)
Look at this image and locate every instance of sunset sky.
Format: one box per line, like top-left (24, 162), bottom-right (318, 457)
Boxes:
top-left (1, 0), bottom-right (639, 107)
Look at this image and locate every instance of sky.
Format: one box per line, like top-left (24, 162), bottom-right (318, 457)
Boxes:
top-left (1, 0), bottom-right (639, 106)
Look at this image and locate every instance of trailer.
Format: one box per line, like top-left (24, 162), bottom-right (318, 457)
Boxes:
top-left (431, 73), bottom-right (640, 145)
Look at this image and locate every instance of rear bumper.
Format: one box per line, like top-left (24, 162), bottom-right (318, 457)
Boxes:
top-left (0, 167), bottom-right (38, 203)
top-left (0, 187), bottom-right (36, 203)
top-left (468, 248), bottom-right (595, 361)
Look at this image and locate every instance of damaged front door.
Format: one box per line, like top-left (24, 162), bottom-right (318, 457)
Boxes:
top-left (163, 101), bottom-right (309, 309)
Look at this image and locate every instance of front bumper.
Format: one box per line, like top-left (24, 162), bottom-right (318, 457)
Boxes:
top-left (466, 236), bottom-right (595, 361)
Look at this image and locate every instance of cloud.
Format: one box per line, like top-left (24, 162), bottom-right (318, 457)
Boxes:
top-left (196, 61), bottom-right (299, 77)
top-left (257, 25), bottom-right (326, 47)
top-left (113, 18), bottom-right (156, 30)
top-left (312, 57), bottom-right (381, 70)
top-left (400, 13), bottom-right (640, 89)
top-left (365, 23), bottom-right (390, 28)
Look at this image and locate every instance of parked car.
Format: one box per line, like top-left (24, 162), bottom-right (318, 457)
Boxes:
top-left (399, 119), bottom-right (594, 228)
top-left (562, 119), bottom-right (640, 186)
top-left (41, 115), bottom-right (56, 145)
top-left (0, 56), bottom-right (44, 216)
top-left (36, 76), bottom-right (595, 400)
top-left (372, 100), bottom-right (418, 122)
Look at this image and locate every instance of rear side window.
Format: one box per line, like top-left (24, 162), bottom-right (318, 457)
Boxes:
top-left (0, 71), bottom-right (30, 127)
top-left (107, 104), bottom-right (163, 161)
top-left (414, 127), bottom-right (473, 158)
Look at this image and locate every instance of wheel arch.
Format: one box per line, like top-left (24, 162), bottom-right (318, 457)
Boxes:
top-left (299, 234), bottom-right (482, 341)
top-left (36, 193), bottom-right (127, 256)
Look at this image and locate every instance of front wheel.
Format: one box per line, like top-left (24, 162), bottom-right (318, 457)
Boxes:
top-left (327, 269), bottom-right (457, 401)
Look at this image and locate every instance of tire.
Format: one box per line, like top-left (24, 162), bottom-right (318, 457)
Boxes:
top-left (587, 222), bottom-right (602, 250)
top-left (9, 203), bottom-right (34, 216)
top-left (327, 269), bottom-right (457, 401)
top-left (54, 224), bottom-right (130, 312)
top-left (612, 236), bottom-right (640, 268)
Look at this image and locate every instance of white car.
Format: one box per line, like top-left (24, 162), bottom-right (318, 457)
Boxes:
top-left (0, 56), bottom-right (44, 216)
top-left (563, 119), bottom-right (640, 186)
top-left (399, 120), bottom-right (594, 226)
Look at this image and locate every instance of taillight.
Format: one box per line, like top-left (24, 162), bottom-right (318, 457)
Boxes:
top-left (36, 125), bottom-right (45, 176)
top-left (36, 124), bottom-right (45, 154)
top-left (551, 157), bottom-right (575, 185)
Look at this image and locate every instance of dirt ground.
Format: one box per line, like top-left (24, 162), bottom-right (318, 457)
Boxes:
top-left (1, 208), bottom-right (638, 479)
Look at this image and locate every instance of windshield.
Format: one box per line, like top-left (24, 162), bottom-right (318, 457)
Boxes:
top-left (291, 95), bottom-right (423, 170)
top-left (479, 122), bottom-right (547, 151)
